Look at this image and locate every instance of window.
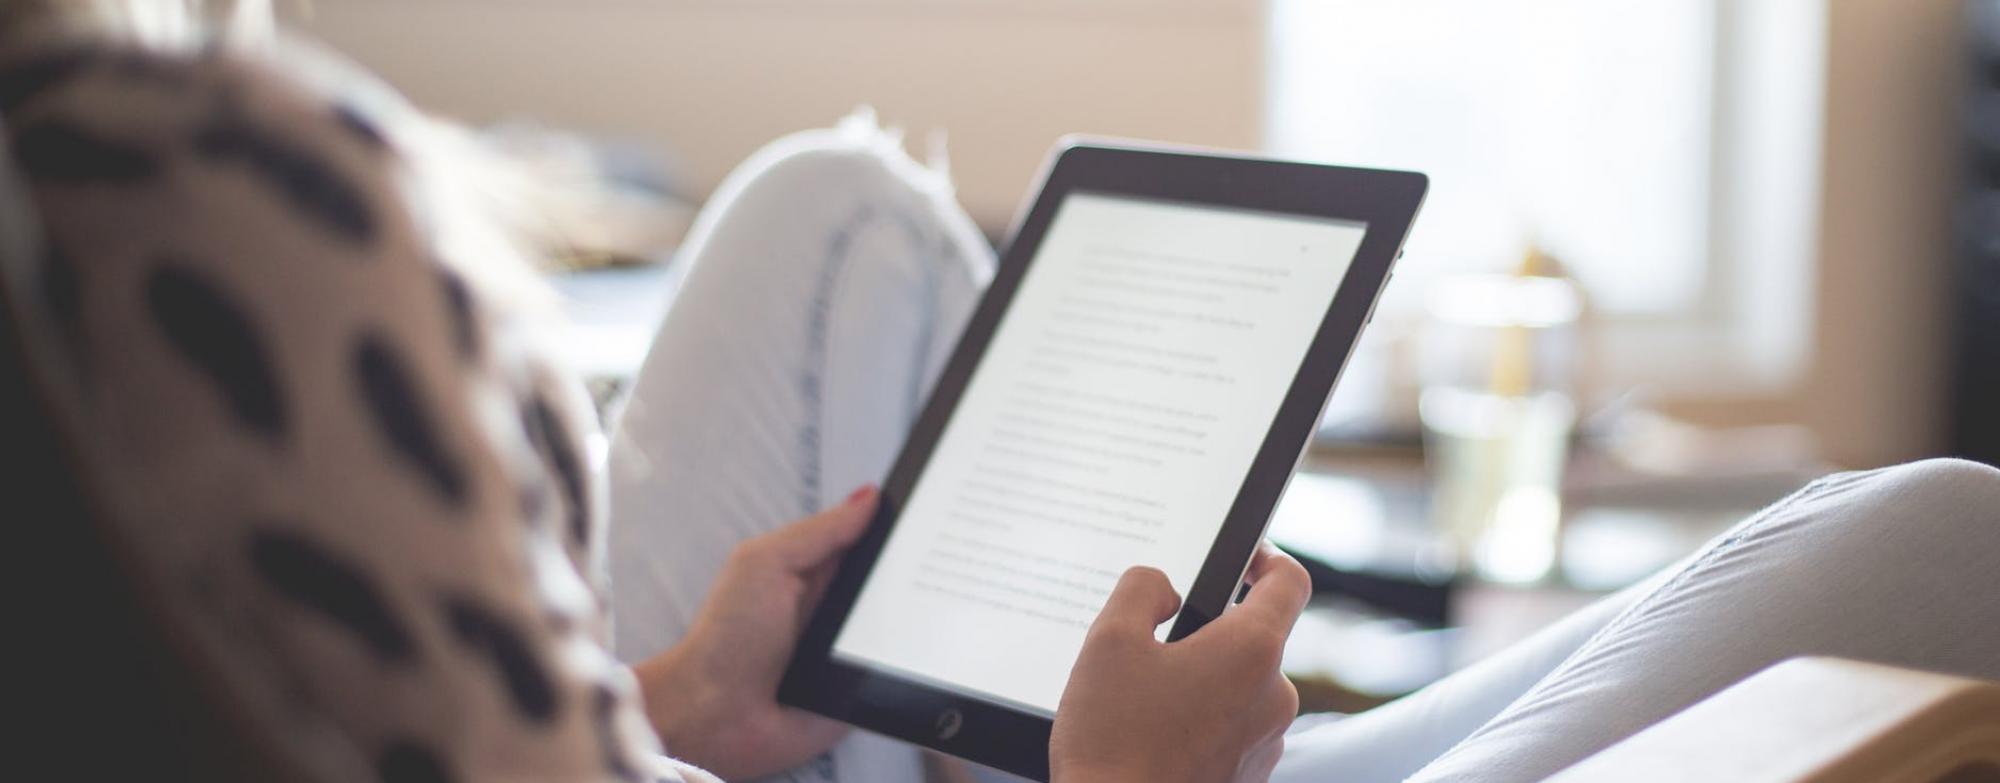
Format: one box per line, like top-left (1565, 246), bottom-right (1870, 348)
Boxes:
top-left (1268, 0), bottom-right (1825, 399)
top-left (1270, 0), bottom-right (1713, 315)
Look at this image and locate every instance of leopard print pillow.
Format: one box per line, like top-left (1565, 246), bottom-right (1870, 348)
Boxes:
top-left (0, 34), bottom-right (713, 783)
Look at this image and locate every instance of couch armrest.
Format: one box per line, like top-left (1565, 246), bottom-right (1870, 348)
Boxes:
top-left (1549, 657), bottom-right (2000, 783)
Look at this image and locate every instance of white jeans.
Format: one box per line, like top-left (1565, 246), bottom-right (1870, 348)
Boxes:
top-left (607, 118), bottom-right (2000, 783)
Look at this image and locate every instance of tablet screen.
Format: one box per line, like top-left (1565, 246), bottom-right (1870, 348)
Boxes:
top-left (831, 191), bottom-right (1368, 715)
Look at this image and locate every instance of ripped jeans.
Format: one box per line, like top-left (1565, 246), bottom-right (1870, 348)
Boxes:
top-left (606, 114), bottom-right (2000, 783)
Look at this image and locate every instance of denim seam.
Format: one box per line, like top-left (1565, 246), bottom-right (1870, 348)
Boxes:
top-left (1584, 473), bottom-right (1832, 647)
top-left (797, 202), bottom-right (931, 515)
top-left (798, 205), bottom-right (875, 515)
top-left (1555, 473), bottom-right (1844, 662)
top-left (907, 227), bottom-right (952, 416)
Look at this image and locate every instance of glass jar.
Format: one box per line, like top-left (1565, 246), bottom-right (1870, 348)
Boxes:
top-left (1419, 273), bottom-right (1581, 584)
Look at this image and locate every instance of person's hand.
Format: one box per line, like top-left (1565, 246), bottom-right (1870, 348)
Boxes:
top-left (1050, 543), bottom-right (1312, 783)
top-left (633, 485), bottom-right (878, 779)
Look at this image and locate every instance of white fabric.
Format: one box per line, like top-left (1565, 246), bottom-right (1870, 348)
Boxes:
top-left (1382, 460), bottom-right (2000, 782)
top-left (608, 113), bottom-right (993, 783)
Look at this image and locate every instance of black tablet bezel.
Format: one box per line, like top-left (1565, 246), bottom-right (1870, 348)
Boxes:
top-left (778, 141), bottom-right (1426, 780)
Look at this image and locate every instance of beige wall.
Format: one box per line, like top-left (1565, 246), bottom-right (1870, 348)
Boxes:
top-left (296, 0), bottom-right (1968, 468)
top-left (292, 0), bottom-right (1263, 229)
top-left (1802, 0), bottom-right (1960, 466)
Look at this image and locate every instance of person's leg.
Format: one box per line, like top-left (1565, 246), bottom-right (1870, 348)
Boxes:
top-left (605, 112), bottom-right (993, 782)
top-left (1271, 574), bottom-right (1645, 783)
top-left (1274, 479), bottom-right (1858, 783)
top-left (1273, 501), bottom-right (1764, 783)
top-left (1277, 459), bottom-right (2000, 783)
top-left (1390, 458), bottom-right (2000, 782)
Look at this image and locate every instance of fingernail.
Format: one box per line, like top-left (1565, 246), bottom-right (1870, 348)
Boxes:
top-left (845, 484), bottom-right (877, 505)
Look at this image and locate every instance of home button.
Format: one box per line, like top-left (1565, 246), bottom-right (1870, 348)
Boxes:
top-left (934, 707), bottom-right (964, 741)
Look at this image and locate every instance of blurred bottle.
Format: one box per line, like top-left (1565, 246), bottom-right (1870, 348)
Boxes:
top-left (1419, 246), bottom-right (1581, 584)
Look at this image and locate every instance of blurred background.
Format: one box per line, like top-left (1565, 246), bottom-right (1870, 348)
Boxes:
top-left (288, 0), bottom-right (1999, 709)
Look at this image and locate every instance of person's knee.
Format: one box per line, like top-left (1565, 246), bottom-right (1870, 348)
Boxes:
top-left (714, 115), bottom-right (950, 227)
top-left (685, 112), bottom-right (992, 300)
top-left (1865, 458), bottom-right (2000, 504)
top-left (1806, 458), bottom-right (2000, 555)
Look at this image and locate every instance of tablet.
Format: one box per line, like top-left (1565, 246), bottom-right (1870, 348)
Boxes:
top-left (779, 142), bottom-right (1425, 779)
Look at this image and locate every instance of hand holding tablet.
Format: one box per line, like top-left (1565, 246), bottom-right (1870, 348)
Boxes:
top-left (635, 487), bottom-right (882, 779)
top-left (1052, 544), bottom-right (1314, 783)
top-left (779, 141), bottom-right (1426, 779)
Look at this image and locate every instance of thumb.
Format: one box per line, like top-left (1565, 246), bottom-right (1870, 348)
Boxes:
top-left (765, 485), bottom-right (879, 569)
top-left (1090, 566), bottom-right (1182, 639)
top-left (1225, 542), bottom-right (1312, 634)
